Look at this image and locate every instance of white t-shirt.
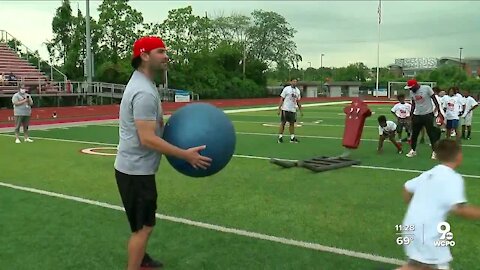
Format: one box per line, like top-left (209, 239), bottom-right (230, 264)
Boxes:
top-left (391, 102), bottom-right (412, 118)
top-left (440, 95), bottom-right (449, 110)
top-left (402, 165), bottom-right (466, 265)
top-left (432, 95), bottom-right (444, 118)
top-left (280, 86), bottom-right (301, 112)
top-left (378, 120), bottom-right (397, 135)
top-left (463, 96), bottom-right (478, 116)
top-left (444, 96), bottom-right (463, 120)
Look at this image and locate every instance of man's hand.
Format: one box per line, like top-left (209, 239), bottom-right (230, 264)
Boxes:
top-left (183, 145), bottom-right (212, 170)
top-left (277, 108), bottom-right (281, 115)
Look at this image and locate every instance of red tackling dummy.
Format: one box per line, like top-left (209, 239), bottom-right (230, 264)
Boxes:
top-left (342, 98), bottom-right (372, 149)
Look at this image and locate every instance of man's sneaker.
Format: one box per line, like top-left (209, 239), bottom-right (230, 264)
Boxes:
top-left (290, 137), bottom-right (299, 143)
top-left (467, 137), bottom-right (472, 140)
top-left (25, 138), bottom-right (33, 143)
top-left (277, 137), bottom-right (283, 143)
top-left (397, 149), bottom-right (403, 154)
top-left (431, 152), bottom-right (437, 160)
top-left (406, 150), bottom-right (417, 158)
top-left (15, 138), bottom-right (21, 144)
top-left (141, 253), bottom-right (163, 269)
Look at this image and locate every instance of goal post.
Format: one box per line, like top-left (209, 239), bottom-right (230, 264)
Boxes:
top-left (387, 81), bottom-right (437, 100)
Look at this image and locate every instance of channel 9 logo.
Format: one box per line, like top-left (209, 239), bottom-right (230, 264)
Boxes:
top-left (434, 222), bottom-right (455, 247)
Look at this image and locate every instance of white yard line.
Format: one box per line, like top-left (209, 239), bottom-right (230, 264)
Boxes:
top-left (0, 181), bottom-right (405, 266)
top-left (1, 134), bottom-right (479, 179)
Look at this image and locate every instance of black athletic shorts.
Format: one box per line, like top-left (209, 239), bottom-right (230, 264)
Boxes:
top-left (281, 110), bottom-right (297, 123)
top-left (115, 169), bottom-right (158, 232)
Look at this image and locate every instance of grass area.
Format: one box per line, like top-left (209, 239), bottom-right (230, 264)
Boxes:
top-left (1, 102), bottom-right (480, 269)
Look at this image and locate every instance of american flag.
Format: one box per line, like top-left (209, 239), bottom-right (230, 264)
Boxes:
top-left (378, 0), bottom-right (382, 24)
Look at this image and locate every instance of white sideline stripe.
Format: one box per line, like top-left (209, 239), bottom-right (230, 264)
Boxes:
top-left (1, 133), bottom-right (479, 179)
top-left (232, 120), bottom-right (480, 133)
top-left (0, 181), bottom-right (405, 266)
top-left (236, 131), bottom-right (480, 148)
top-left (222, 101), bottom-right (350, 114)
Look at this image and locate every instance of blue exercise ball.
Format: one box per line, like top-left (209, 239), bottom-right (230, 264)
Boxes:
top-left (162, 103), bottom-right (236, 177)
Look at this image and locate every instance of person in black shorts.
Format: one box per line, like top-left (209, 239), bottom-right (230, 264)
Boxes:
top-left (277, 78), bottom-right (303, 143)
top-left (114, 36), bottom-right (211, 270)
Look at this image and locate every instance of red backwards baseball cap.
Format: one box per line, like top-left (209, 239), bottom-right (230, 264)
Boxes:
top-left (132, 36), bottom-right (166, 59)
top-left (404, 79), bottom-right (418, 90)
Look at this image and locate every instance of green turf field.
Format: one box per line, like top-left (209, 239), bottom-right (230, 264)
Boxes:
top-left (1, 102), bottom-right (480, 270)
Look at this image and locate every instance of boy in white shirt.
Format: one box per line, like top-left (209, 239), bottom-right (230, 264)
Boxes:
top-left (396, 139), bottom-right (480, 270)
top-left (460, 90), bottom-right (478, 140)
top-left (443, 88), bottom-right (465, 142)
top-left (377, 115), bottom-right (403, 154)
top-left (391, 94), bottom-right (412, 142)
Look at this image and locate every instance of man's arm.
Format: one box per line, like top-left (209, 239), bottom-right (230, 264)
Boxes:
top-left (377, 135), bottom-right (385, 153)
top-left (278, 88), bottom-right (286, 115)
top-left (12, 96), bottom-right (27, 106)
top-left (135, 120), bottom-right (211, 169)
top-left (132, 92), bottom-right (211, 169)
top-left (403, 187), bottom-right (413, 204)
top-left (451, 203), bottom-right (480, 219)
top-left (410, 97), bottom-right (415, 118)
top-left (431, 94), bottom-right (441, 115)
top-left (296, 100), bottom-right (303, 116)
top-left (277, 97), bottom-right (284, 115)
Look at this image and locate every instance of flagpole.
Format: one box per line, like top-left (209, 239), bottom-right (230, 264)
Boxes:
top-left (375, 0), bottom-right (381, 98)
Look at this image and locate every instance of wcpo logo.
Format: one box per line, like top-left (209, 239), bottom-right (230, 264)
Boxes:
top-left (434, 222), bottom-right (455, 247)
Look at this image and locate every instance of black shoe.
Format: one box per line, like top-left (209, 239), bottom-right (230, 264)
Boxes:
top-left (290, 137), bottom-right (299, 143)
top-left (141, 253), bottom-right (163, 269)
top-left (467, 137), bottom-right (471, 140)
top-left (277, 137), bottom-right (283, 143)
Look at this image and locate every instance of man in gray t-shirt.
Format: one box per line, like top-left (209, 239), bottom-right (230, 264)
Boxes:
top-left (404, 79), bottom-right (442, 159)
top-left (114, 36), bottom-right (211, 270)
top-left (11, 86), bottom-right (34, 144)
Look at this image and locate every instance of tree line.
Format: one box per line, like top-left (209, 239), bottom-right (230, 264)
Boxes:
top-left (5, 0), bottom-right (479, 98)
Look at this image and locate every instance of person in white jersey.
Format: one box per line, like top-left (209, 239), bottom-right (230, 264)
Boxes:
top-left (391, 93), bottom-right (412, 142)
top-left (396, 139), bottom-right (480, 270)
top-left (460, 90), bottom-right (478, 140)
top-left (443, 87), bottom-right (465, 142)
top-left (277, 78), bottom-right (303, 143)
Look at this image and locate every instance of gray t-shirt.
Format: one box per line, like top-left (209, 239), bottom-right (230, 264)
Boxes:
top-left (12, 92), bottom-right (32, 116)
top-left (114, 71), bottom-right (164, 175)
top-left (410, 85), bottom-right (435, 115)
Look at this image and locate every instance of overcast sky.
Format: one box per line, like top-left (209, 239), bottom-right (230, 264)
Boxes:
top-left (1, 0), bottom-right (478, 68)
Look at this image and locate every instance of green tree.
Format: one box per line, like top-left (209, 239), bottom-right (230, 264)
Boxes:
top-left (97, 0), bottom-right (143, 64)
top-left (247, 10), bottom-right (300, 68)
top-left (49, 0), bottom-right (74, 64)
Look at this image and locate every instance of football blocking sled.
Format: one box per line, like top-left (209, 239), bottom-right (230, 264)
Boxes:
top-left (270, 98), bottom-right (370, 172)
top-left (269, 156), bottom-right (360, 172)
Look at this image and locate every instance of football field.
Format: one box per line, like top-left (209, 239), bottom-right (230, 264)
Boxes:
top-left (1, 102), bottom-right (480, 270)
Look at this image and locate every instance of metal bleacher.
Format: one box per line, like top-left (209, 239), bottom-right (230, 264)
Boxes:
top-left (0, 30), bottom-right (65, 97)
top-left (0, 30), bottom-right (200, 107)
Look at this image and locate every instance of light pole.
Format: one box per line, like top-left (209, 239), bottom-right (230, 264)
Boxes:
top-left (459, 47), bottom-right (463, 70)
top-left (320, 53), bottom-right (325, 68)
top-left (85, 0), bottom-right (93, 86)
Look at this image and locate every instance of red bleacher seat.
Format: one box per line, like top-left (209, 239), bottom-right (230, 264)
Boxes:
top-left (0, 42), bottom-right (49, 91)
